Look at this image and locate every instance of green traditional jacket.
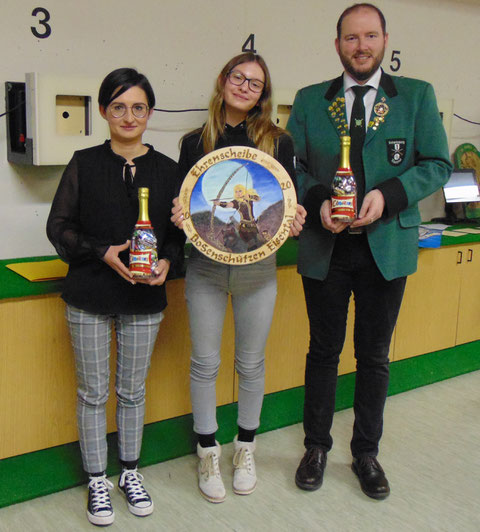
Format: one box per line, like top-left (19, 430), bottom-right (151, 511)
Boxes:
top-left (287, 71), bottom-right (452, 281)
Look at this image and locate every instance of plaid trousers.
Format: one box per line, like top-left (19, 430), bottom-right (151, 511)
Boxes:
top-left (66, 305), bottom-right (163, 473)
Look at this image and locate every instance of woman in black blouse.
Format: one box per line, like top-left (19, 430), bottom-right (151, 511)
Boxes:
top-left (171, 53), bottom-right (306, 503)
top-left (47, 68), bottom-right (183, 526)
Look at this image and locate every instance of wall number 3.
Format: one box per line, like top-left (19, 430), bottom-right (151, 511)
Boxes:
top-left (31, 7), bottom-right (52, 39)
top-left (389, 50), bottom-right (401, 72)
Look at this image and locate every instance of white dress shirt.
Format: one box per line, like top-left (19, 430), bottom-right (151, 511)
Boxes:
top-left (344, 68), bottom-right (382, 132)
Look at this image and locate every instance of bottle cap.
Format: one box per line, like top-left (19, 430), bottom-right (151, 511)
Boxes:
top-left (138, 187), bottom-right (149, 199)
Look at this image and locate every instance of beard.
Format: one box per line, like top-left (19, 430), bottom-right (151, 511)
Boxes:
top-left (339, 47), bottom-right (385, 82)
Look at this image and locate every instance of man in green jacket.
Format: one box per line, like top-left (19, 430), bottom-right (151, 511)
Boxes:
top-left (287, 2), bottom-right (452, 500)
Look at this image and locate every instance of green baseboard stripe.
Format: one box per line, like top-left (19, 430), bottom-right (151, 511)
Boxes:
top-left (388, 341), bottom-right (480, 396)
top-left (1, 341), bottom-right (478, 508)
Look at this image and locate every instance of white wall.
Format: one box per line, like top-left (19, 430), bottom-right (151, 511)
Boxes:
top-left (1, 0), bottom-right (479, 259)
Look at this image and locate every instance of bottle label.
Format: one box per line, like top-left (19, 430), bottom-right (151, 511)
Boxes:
top-left (331, 194), bottom-right (356, 221)
top-left (129, 226), bottom-right (158, 278)
top-left (129, 249), bottom-right (158, 278)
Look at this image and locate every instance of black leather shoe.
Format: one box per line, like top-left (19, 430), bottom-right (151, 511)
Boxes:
top-left (295, 448), bottom-right (327, 491)
top-left (351, 456), bottom-right (390, 500)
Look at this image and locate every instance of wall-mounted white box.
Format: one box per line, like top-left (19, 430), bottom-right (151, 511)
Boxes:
top-left (6, 73), bottom-right (109, 165)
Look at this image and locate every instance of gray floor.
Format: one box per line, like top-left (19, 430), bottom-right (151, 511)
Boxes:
top-left (1, 370), bottom-right (479, 532)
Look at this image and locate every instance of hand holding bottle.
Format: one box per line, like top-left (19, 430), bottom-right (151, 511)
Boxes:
top-left (349, 189), bottom-right (385, 228)
top-left (321, 200), bottom-right (350, 234)
top-left (103, 241), bottom-right (135, 284)
top-left (135, 258), bottom-right (170, 286)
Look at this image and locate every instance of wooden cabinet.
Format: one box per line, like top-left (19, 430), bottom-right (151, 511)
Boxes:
top-left (1, 243), bottom-right (477, 460)
top-left (394, 243), bottom-right (480, 360)
top-left (394, 247), bottom-right (461, 360)
top-left (456, 244), bottom-right (480, 344)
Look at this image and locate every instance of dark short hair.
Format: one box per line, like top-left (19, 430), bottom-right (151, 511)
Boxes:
top-left (336, 3), bottom-right (386, 40)
top-left (98, 68), bottom-right (155, 109)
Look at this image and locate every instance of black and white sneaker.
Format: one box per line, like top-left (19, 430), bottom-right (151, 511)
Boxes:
top-left (118, 468), bottom-right (154, 517)
top-left (87, 475), bottom-right (114, 526)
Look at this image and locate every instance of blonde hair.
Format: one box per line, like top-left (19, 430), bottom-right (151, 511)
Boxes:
top-left (199, 52), bottom-right (286, 156)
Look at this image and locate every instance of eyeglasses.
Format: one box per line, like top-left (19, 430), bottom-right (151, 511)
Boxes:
top-left (108, 103), bottom-right (149, 118)
top-left (227, 71), bottom-right (265, 93)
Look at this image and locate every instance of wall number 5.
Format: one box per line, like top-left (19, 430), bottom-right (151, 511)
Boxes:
top-left (31, 7), bottom-right (52, 39)
top-left (390, 50), bottom-right (401, 72)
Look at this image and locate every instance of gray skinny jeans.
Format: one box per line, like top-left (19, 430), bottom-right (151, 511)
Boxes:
top-left (185, 251), bottom-right (277, 434)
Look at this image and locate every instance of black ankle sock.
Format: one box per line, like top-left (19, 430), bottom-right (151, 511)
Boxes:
top-left (88, 471), bottom-right (105, 478)
top-left (197, 432), bottom-right (216, 448)
top-left (238, 427), bottom-right (256, 442)
top-left (120, 459), bottom-right (139, 470)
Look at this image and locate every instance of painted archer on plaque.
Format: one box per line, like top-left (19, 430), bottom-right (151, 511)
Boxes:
top-left (179, 146), bottom-right (297, 264)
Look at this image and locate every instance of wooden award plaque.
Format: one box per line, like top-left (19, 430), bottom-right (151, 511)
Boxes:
top-left (179, 146), bottom-right (297, 264)
top-left (454, 142), bottom-right (480, 219)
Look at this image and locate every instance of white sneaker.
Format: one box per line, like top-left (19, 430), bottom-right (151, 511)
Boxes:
top-left (197, 442), bottom-right (226, 503)
top-left (118, 468), bottom-right (154, 517)
top-left (233, 436), bottom-right (257, 495)
top-left (87, 475), bottom-right (114, 526)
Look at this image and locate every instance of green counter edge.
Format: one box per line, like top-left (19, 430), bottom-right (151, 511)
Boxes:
top-left (3, 230), bottom-right (480, 300)
top-left (1, 240), bottom-right (301, 300)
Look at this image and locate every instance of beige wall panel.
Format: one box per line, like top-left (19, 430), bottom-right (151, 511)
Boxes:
top-left (2, 0), bottom-right (480, 260)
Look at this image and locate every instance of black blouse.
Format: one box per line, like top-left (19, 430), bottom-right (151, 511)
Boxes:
top-left (47, 141), bottom-right (185, 315)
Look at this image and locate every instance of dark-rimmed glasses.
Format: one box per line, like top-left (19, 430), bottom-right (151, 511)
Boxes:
top-left (108, 103), bottom-right (149, 118)
top-left (227, 70), bottom-right (265, 93)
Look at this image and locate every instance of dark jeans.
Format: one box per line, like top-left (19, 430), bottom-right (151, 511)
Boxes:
top-left (302, 232), bottom-right (406, 458)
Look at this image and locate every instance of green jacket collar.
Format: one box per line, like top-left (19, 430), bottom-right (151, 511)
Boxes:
top-left (324, 70), bottom-right (398, 101)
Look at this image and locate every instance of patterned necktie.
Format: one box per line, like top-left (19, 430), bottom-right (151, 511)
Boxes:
top-left (349, 85), bottom-right (370, 205)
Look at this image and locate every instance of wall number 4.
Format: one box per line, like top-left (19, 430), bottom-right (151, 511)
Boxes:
top-left (242, 34), bottom-right (256, 53)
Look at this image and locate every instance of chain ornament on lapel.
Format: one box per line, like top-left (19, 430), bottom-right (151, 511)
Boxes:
top-left (328, 97), bottom-right (348, 136)
top-left (329, 95), bottom-right (390, 134)
top-left (368, 97), bottom-right (389, 131)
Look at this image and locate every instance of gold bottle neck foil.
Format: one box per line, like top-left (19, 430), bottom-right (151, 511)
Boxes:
top-left (339, 136), bottom-right (351, 170)
top-left (137, 187), bottom-right (150, 223)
